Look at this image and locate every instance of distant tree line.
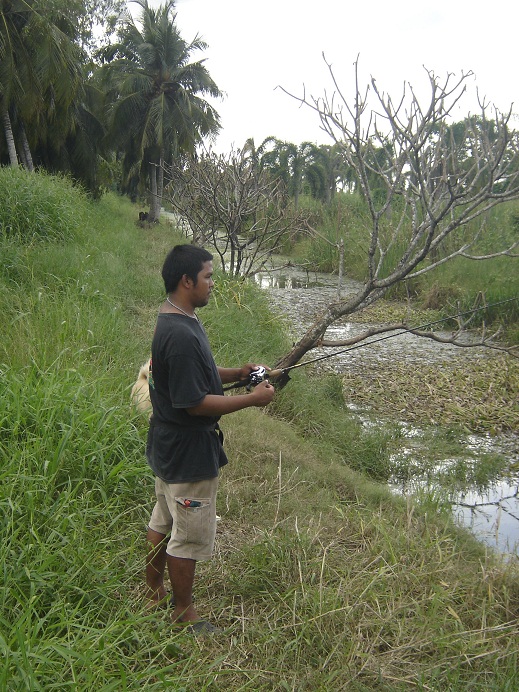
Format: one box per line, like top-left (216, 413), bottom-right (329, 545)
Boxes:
top-left (0, 0), bottom-right (221, 218)
top-left (2, 0), bottom-right (518, 232)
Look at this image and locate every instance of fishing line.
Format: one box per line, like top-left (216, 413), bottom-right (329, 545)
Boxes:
top-left (282, 296), bottom-right (518, 372)
top-left (224, 296), bottom-right (517, 390)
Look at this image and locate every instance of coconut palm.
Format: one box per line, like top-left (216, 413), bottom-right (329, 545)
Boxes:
top-left (0, 0), bottom-right (85, 171)
top-left (100, 0), bottom-right (222, 220)
top-left (260, 139), bottom-right (319, 209)
top-left (1, 0), bottom-right (33, 167)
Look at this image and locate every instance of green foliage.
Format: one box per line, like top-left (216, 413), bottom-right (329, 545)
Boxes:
top-left (0, 0), bottom-right (95, 184)
top-left (271, 372), bottom-right (395, 481)
top-left (203, 274), bottom-right (291, 366)
top-left (0, 167), bottom-right (87, 242)
top-left (1, 171), bottom-right (518, 689)
top-left (0, 0), bottom-right (222, 198)
top-left (416, 201), bottom-right (519, 330)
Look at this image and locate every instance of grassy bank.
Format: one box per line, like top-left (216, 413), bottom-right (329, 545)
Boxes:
top-left (1, 168), bottom-right (518, 689)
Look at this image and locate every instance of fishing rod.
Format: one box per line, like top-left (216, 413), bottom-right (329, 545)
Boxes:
top-left (224, 297), bottom-right (517, 391)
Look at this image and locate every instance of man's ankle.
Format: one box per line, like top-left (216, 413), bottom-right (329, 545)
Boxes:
top-left (146, 585), bottom-right (167, 601)
top-left (172, 604), bottom-right (198, 622)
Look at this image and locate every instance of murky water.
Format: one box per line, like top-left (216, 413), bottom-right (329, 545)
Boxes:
top-left (387, 426), bottom-right (519, 558)
top-left (255, 265), bottom-right (519, 559)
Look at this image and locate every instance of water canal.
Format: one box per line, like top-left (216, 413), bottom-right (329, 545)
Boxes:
top-left (255, 264), bottom-right (519, 559)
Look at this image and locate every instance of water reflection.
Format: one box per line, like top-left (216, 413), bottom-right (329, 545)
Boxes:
top-left (455, 480), bottom-right (519, 556)
top-left (390, 469), bottom-right (519, 559)
top-left (372, 418), bottom-right (519, 559)
top-left (254, 271), bottom-right (326, 290)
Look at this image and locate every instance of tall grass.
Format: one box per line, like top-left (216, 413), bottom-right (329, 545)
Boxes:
top-left (294, 193), bottom-right (372, 275)
top-left (294, 192), bottom-right (519, 338)
top-left (416, 202), bottom-right (519, 331)
top-left (1, 168), bottom-right (518, 690)
top-left (0, 167), bottom-right (86, 242)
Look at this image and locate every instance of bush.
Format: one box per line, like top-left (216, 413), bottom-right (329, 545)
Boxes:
top-left (0, 166), bottom-right (87, 242)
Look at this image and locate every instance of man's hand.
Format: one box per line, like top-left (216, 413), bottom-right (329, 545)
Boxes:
top-left (248, 379), bottom-right (275, 406)
top-left (218, 363), bottom-right (271, 386)
top-left (237, 363), bottom-right (271, 382)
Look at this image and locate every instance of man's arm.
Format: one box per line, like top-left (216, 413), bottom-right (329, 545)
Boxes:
top-left (217, 367), bottom-right (243, 385)
top-left (187, 380), bottom-right (274, 416)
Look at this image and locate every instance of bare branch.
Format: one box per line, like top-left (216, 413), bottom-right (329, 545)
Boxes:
top-left (163, 148), bottom-right (310, 277)
top-left (317, 320), bottom-right (517, 357)
top-left (406, 328), bottom-right (518, 357)
top-left (272, 58), bottom-right (519, 374)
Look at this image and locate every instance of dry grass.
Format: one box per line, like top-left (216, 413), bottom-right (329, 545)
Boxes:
top-left (343, 354), bottom-right (519, 434)
top-left (135, 407), bottom-right (519, 689)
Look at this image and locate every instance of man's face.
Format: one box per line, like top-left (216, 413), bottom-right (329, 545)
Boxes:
top-left (192, 260), bottom-right (214, 307)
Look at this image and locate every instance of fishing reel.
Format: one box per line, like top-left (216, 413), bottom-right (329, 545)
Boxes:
top-left (246, 366), bottom-right (268, 390)
top-left (223, 366), bottom-right (284, 392)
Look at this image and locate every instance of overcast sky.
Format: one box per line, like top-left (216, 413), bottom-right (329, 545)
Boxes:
top-left (133, 0), bottom-right (518, 153)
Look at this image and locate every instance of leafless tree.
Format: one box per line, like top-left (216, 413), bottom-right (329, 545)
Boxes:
top-left (273, 59), bottom-right (519, 376)
top-left (163, 148), bottom-right (310, 277)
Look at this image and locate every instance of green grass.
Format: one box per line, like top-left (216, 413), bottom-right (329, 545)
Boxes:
top-left (0, 167), bottom-right (87, 242)
top-left (293, 192), bottom-right (519, 339)
top-left (0, 168), bottom-right (518, 690)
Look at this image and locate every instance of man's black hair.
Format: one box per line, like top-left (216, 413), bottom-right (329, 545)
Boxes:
top-left (162, 244), bottom-right (213, 293)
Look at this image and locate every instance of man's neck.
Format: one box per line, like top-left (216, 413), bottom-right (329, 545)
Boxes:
top-left (165, 295), bottom-right (197, 319)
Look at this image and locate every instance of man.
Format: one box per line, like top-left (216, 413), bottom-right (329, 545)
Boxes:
top-left (145, 244), bottom-right (275, 633)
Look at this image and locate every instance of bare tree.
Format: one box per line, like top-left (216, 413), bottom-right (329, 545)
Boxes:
top-left (164, 148), bottom-right (310, 277)
top-left (273, 59), bottom-right (519, 376)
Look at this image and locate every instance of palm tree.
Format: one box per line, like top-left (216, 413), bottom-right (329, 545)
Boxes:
top-left (100, 0), bottom-right (222, 220)
top-left (242, 136), bottom-right (277, 174)
top-left (1, 0), bottom-right (31, 167)
top-left (0, 0), bottom-right (85, 171)
top-left (304, 143), bottom-right (351, 204)
top-left (260, 139), bottom-right (317, 209)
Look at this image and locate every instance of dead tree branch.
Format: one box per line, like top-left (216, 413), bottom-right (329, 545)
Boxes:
top-left (273, 59), bottom-right (519, 373)
top-left (163, 149), bottom-right (310, 277)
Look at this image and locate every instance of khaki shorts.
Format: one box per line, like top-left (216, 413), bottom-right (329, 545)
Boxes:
top-left (148, 476), bottom-right (218, 561)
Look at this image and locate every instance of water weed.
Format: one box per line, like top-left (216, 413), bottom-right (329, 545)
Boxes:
top-left (342, 356), bottom-right (519, 434)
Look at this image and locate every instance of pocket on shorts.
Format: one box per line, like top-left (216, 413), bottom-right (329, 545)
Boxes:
top-left (174, 497), bottom-right (212, 546)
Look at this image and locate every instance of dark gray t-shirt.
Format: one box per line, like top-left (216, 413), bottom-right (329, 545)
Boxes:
top-left (146, 313), bottom-right (228, 483)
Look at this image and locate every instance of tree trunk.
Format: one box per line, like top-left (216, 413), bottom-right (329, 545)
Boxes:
top-left (337, 238), bottom-right (344, 299)
top-left (148, 160), bottom-right (164, 222)
top-left (19, 120), bottom-right (34, 172)
top-left (2, 107), bottom-right (19, 167)
top-left (156, 158), bottom-right (164, 221)
top-left (294, 181), bottom-right (300, 210)
top-left (148, 163), bottom-right (160, 221)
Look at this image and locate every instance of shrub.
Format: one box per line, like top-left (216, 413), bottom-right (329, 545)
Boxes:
top-left (0, 167), bottom-right (87, 242)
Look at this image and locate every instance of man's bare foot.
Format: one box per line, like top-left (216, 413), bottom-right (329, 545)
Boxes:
top-left (171, 603), bottom-right (199, 623)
